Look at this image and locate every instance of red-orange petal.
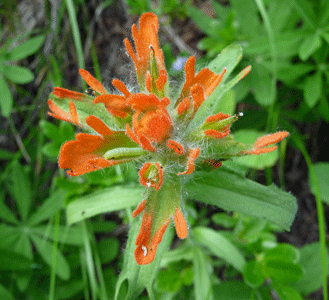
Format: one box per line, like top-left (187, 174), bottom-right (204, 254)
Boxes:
top-left (178, 147), bottom-right (201, 175)
top-left (86, 115), bottom-right (114, 136)
top-left (190, 84), bottom-right (205, 111)
top-left (177, 97), bottom-right (191, 115)
top-left (69, 101), bottom-right (79, 125)
top-left (156, 69), bottom-right (167, 91)
top-left (146, 72), bottom-right (152, 93)
top-left (205, 112), bottom-right (231, 123)
top-left (48, 99), bottom-right (75, 124)
top-left (254, 131), bottom-right (290, 149)
top-left (112, 79), bottom-right (131, 98)
top-left (53, 87), bottom-right (86, 100)
top-left (124, 38), bottom-right (138, 66)
top-left (167, 140), bottom-right (185, 155)
top-left (132, 199), bottom-right (146, 218)
top-left (79, 69), bottom-right (107, 95)
top-left (204, 128), bottom-right (230, 139)
top-left (246, 146), bottom-right (277, 155)
top-left (155, 162), bottom-right (163, 190)
top-left (139, 162), bottom-right (152, 187)
top-left (127, 93), bottom-right (160, 111)
top-left (174, 207), bottom-right (188, 239)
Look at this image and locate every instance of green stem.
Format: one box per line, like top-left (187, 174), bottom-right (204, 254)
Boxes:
top-left (65, 0), bottom-right (86, 88)
top-left (49, 212), bottom-right (60, 300)
top-left (254, 0), bottom-right (278, 185)
top-left (293, 136), bottom-right (328, 300)
top-left (82, 221), bottom-right (99, 300)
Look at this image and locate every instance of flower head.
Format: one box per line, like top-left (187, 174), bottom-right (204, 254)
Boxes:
top-left (47, 13), bottom-right (289, 265)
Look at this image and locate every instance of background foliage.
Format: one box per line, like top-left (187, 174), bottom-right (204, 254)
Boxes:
top-left (0, 0), bottom-right (328, 299)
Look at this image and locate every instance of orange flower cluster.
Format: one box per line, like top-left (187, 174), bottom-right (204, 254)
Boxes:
top-left (48, 13), bottom-right (289, 265)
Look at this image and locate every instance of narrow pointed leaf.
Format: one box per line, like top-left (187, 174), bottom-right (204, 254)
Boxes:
top-left (193, 227), bottom-right (246, 272)
top-left (29, 189), bottom-right (66, 226)
top-left (67, 185), bottom-right (144, 225)
top-left (6, 161), bottom-right (32, 222)
top-left (30, 233), bottom-right (70, 280)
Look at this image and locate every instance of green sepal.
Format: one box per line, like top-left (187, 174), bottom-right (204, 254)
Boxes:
top-left (201, 114), bottom-right (238, 131)
top-left (49, 93), bottom-right (126, 131)
top-left (144, 173), bottom-right (182, 238)
top-left (200, 135), bottom-right (253, 162)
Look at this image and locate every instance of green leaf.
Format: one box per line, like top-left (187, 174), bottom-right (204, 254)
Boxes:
top-left (0, 190), bottom-right (19, 224)
top-left (30, 233), bottom-right (70, 280)
top-left (264, 244), bottom-right (300, 264)
top-left (193, 227), bottom-right (246, 272)
top-left (0, 75), bottom-right (13, 117)
top-left (0, 248), bottom-right (33, 271)
top-left (243, 260), bottom-right (266, 288)
top-left (213, 281), bottom-right (253, 300)
top-left (185, 166), bottom-right (297, 230)
top-left (0, 149), bottom-right (14, 160)
top-left (188, 6), bottom-right (221, 37)
top-left (0, 284), bottom-right (15, 300)
top-left (310, 162), bottom-right (329, 205)
top-left (192, 247), bottom-right (213, 300)
top-left (7, 35), bottom-right (45, 61)
top-left (0, 224), bottom-right (20, 249)
top-left (263, 260), bottom-right (303, 282)
top-left (272, 281), bottom-right (303, 300)
top-left (31, 225), bottom-right (84, 245)
top-left (2, 65), bottom-right (34, 84)
top-left (303, 71), bottom-right (322, 108)
top-left (291, 0), bottom-right (316, 29)
top-left (115, 217), bottom-right (174, 300)
top-left (249, 63), bottom-right (275, 106)
top-left (299, 33), bottom-right (322, 61)
top-left (98, 237), bottom-right (120, 263)
top-left (28, 189), bottom-right (66, 226)
top-left (6, 161), bottom-right (32, 222)
top-left (233, 130), bottom-right (279, 169)
top-left (39, 120), bottom-right (61, 143)
top-left (67, 185), bottom-right (144, 225)
top-left (291, 242), bottom-right (329, 294)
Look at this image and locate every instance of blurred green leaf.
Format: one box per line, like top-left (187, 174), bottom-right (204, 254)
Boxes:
top-left (303, 71), bottom-right (322, 108)
top-left (291, 242), bottom-right (329, 294)
top-left (6, 161), bottom-right (32, 222)
top-left (7, 35), bottom-right (45, 61)
top-left (0, 75), bottom-right (13, 117)
top-left (264, 244), bottom-right (300, 264)
top-left (28, 189), bottom-right (66, 226)
top-left (30, 233), bottom-right (70, 280)
top-left (272, 281), bottom-right (303, 300)
top-left (211, 213), bottom-right (237, 228)
top-left (67, 185), bottom-right (144, 224)
top-left (0, 190), bottom-right (19, 224)
top-left (186, 166), bottom-right (297, 230)
top-left (2, 65), bottom-right (34, 84)
top-left (213, 281), bottom-right (253, 300)
top-left (0, 284), bottom-right (15, 300)
top-left (249, 63), bottom-right (275, 106)
top-left (99, 237), bottom-right (120, 263)
top-left (243, 260), bottom-right (266, 288)
top-left (192, 247), bottom-right (213, 300)
top-left (0, 149), bottom-right (14, 160)
top-left (0, 248), bottom-right (33, 271)
top-left (299, 34), bottom-right (322, 61)
top-left (193, 227), bottom-right (246, 272)
top-left (263, 260), bottom-right (303, 282)
top-left (39, 120), bottom-right (61, 143)
top-left (310, 162), bottom-right (329, 205)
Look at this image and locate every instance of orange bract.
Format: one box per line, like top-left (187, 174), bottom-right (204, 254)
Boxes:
top-left (124, 12), bottom-right (166, 89)
top-left (246, 131), bottom-right (290, 155)
top-left (79, 69), bottom-right (107, 95)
